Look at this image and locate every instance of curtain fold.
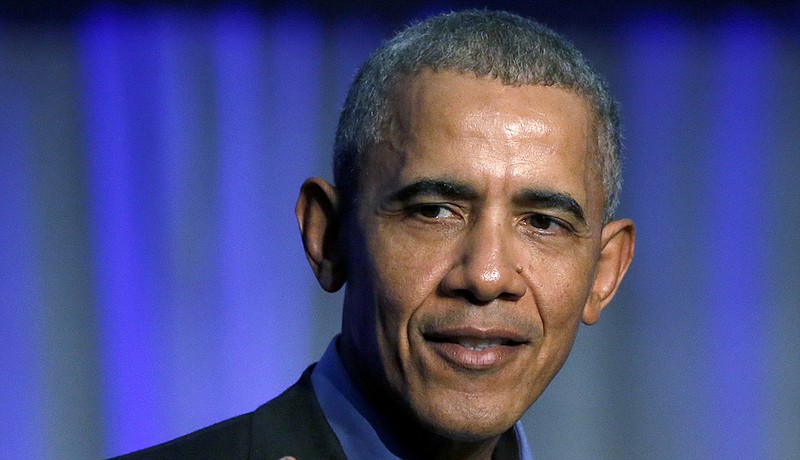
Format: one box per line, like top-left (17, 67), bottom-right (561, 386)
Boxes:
top-left (1, 5), bottom-right (798, 458)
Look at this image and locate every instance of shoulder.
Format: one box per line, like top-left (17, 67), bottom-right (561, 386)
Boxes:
top-left (250, 365), bottom-right (346, 459)
top-left (109, 365), bottom-right (346, 460)
top-left (109, 412), bottom-right (253, 460)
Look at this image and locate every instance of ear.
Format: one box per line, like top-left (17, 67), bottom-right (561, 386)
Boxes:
top-left (582, 218), bottom-right (635, 325)
top-left (295, 177), bottom-right (346, 292)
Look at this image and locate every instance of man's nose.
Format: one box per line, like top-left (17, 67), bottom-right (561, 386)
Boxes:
top-left (439, 216), bottom-right (527, 303)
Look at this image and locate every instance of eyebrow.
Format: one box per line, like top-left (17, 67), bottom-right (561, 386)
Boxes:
top-left (388, 179), bottom-right (586, 224)
top-left (516, 189), bottom-right (586, 223)
top-left (388, 178), bottom-right (478, 202)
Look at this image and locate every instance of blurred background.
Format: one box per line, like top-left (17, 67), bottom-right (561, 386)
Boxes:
top-left (1, 0), bottom-right (798, 458)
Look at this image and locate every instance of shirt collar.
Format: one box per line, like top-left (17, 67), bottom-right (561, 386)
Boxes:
top-left (311, 336), bottom-right (534, 460)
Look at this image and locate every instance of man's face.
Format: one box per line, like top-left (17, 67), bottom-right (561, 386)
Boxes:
top-left (339, 70), bottom-right (619, 440)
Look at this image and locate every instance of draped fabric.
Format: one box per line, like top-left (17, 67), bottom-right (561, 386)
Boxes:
top-left (1, 5), bottom-right (798, 458)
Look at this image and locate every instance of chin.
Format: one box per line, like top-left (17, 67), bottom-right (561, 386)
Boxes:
top-left (414, 396), bottom-right (522, 442)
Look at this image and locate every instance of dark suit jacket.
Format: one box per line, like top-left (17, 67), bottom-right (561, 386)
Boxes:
top-left (112, 365), bottom-right (347, 459)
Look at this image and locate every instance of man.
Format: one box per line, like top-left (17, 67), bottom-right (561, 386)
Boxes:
top-left (116, 9), bottom-right (634, 460)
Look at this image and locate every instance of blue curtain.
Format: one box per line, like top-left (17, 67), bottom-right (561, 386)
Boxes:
top-left (1, 5), bottom-right (798, 458)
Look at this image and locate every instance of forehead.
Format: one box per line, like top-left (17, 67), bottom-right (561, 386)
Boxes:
top-left (366, 71), bottom-right (602, 216)
top-left (391, 70), bottom-right (590, 141)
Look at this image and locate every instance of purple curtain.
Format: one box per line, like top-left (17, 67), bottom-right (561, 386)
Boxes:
top-left (1, 5), bottom-right (798, 458)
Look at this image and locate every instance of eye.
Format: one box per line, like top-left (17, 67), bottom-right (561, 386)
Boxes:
top-left (525, 213), bottom-right (568, 232)
top-left (409, 204), bottom-right (456, 219)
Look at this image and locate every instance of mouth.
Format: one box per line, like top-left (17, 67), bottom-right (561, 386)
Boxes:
top-left (422, 328), bottom-right (529, 370)
top-left (427, 335), bottom-right (524, 350)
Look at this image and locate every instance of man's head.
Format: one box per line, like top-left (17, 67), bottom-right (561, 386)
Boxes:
top-left (334, 9), bottom-right (623, 223)
top-left (296, 9), bottom-right (635, 455)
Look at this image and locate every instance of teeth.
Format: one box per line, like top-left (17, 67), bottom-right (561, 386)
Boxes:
top-left (458, 339), bottom-right (502, 351)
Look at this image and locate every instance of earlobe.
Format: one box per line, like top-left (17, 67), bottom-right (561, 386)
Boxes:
top-left (295, 177), bottom-right (346, 292)
top-left (582, 218), bottom-right (635, 325)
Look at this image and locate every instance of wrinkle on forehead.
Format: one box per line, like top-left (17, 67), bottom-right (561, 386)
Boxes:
top-left (461, 111), bottom-right (555, 143)
top-left (504, 116), bottom-right (553, 139)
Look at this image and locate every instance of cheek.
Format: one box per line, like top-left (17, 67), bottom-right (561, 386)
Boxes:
top-left (526, 257), bottom-right (594, 382)
top-left (370, 222), bottom-right (453, 298)
top-left (526, 250), bottom-right (596, 327)
top-left (367, 232), bottom-right (455, 392)
top-left (368, 229), bottom-right (452, 339)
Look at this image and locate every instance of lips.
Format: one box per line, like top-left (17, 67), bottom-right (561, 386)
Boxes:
top-left (422, 327), bottom-right (529, 370)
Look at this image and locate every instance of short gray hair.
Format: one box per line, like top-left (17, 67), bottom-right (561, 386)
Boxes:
top-left (333, 10), bottom-right (622, 222)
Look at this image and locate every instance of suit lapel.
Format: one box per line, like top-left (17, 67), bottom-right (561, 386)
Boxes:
top-left (249, 365), bottom-right (347, 460)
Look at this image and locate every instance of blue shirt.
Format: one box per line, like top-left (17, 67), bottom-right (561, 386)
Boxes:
top-left (311, 337), bottom-right (534, 459)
